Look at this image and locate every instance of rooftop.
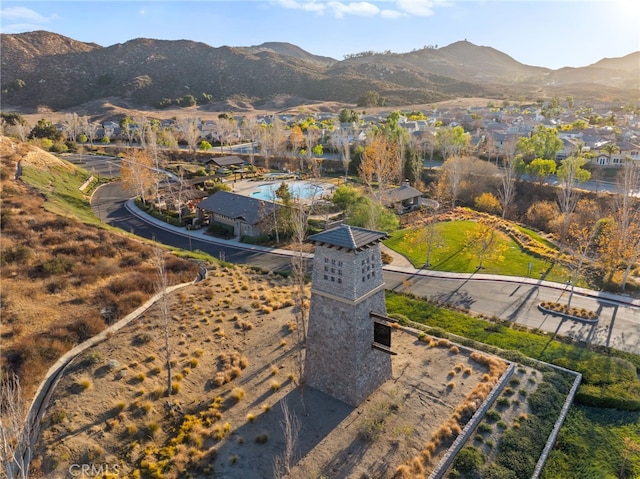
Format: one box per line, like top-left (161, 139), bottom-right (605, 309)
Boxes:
top-left (307, 224), bottom-right (388, 250)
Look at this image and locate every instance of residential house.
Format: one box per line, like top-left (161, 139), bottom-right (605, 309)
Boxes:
top-left (196, 191), bottom-right (280, 238)
top-left (594, 141), bottom-right (640, 165)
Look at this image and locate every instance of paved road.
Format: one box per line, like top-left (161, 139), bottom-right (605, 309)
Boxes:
top-left (91, 181), bottom-right (640, 356)
top-left (383, 269), bottom-right (640, 355)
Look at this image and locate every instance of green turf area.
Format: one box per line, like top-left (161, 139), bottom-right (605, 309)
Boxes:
top-left (21, 162), bottom-right (104, 224)
top-left (385, 220), bottom-right (572, 283)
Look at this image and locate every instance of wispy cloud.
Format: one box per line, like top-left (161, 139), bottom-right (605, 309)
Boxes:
top-left (273, 0), bottom-right (450, 18)
top-left (0, 6), bottom-right (58, 33)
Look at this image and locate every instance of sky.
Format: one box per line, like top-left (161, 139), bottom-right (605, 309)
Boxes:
top-left (1, 0), bottom-right (639, 70)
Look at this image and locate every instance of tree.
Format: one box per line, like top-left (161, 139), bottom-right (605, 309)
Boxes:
top-left (153, 247), bottom-right (173, 396)
top-left (215, 116), bottom-right (238, 153)
top-left (612, 159), bottom-right (640, 291)
top-left (357, 90), bottom-right (381, 108)
top-left (525, 158), bottom-right (557, 186)
top-left (601, 142), bottom-right (620, 165)
top-left (119, 117), bottom-right (136, 146)
top-left (359, 132), bottom-right (397, 195)
top-left (330, 127), bottom-right (352, 179)
top-left (183, 94), bottom-right (197, 107)
top-left (288, 124), bottom-right (305, 170)
top-left (83, 119), bottom-right (99, 146)
top-left (28, 118), bottom-right (61, 141)
top-left (565, 215), bottom-right (603, 309)
top-left (436, 125), bottom-right (468, 160)
top-left (556, 156), bottom-right (591, 247)
top-left (0, 372), bottom-right (33, 479)
top-left (497, 156), bottom-right (525, 218)
top-left (465, 219), bottom-right (507, 270)
top-left (338, 109), bottom-right (359, 123)
top-left (331, 184), bottom-right (360, 211)
top-left (121, 149), bottom-right (156, 205)
top-left (517, 125), bottom-right (563, 161)
top-left (240, 115), bottom-right (262, 166)
top-left (272, 400), bottom-right (301, 478)
top-left (288, 195), bottom-right (311, 386)
top-left (178, 117), bottom-right (200, 155)
top-left (62, 113), bottom-right (82, 143)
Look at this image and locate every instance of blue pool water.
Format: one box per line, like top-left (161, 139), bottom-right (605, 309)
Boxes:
top-left (250, 181), bottom-right (328, 201)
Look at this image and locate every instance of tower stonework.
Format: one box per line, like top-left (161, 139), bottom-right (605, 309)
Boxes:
top-left (304, 225), bottom-right (392, 407)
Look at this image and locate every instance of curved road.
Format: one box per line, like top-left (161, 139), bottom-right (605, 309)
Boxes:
top-left (92, 182), bottom-right (640, 356)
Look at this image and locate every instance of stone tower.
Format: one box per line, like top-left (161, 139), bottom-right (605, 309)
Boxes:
top-left (304, 224), bottom-right (393, 407)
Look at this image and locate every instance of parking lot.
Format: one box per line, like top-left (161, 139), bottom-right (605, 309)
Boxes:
top-left (58, 153), bottom-right (122, 178)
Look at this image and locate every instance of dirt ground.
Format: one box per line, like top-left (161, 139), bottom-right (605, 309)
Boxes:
top-left (34, 264), bottom-right (501, 479)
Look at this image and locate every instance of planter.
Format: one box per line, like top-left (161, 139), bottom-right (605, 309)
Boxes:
top-left (537, 302), bottom-right (599, 324)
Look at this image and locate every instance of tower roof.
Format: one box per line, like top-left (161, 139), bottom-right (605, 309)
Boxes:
top-left (307, 224), bottom-right (388, 250)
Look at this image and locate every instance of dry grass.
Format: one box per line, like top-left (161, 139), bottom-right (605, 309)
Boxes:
top-left (0, 137), bottom-right (198, 400)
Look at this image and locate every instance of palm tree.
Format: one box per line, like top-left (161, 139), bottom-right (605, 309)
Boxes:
top-left (601, 142), bottom-right (620, 165)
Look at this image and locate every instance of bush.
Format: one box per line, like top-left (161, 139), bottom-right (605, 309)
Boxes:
top-left (453, 446), bottom-right (486, 474)
top-left (1, 244), bottom-right (32, 264)
top-left (474, 192), bottom-right (502, 215)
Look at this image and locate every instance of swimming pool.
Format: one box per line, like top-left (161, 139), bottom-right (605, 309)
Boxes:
top-left (250, 181), bottom-right (329, 201)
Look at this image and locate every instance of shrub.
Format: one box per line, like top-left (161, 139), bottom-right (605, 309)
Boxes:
top-left (255, 433), bottom-right (269, 444)
top-left (231, 388), bottom-right (245, 402)
top-left (453, 446), bottom-right (486, 474)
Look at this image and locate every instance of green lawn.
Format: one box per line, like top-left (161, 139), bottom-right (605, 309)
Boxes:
top-left (385, 220), bottom-right (572, 284)
top-left (21, 162), bottom-right (104, 225)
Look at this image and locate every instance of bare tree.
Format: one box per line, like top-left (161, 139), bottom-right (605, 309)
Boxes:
top-left (0, 372), bottom-right (33, 479)
top-left (615, 159), bottom-right (640, 291)
top-left (289, 196), bottom-right (312, 383)
top-left (178, 117), bottom-right (201, 155)
top-left (556, 156), bottom-right (591, 248)
top-left (83, 120), bottom-right (99, 146)
top-left (9, 121), bottom-right (30, 143)
top-left (239, 115), bottom-right (262, 166)
top-left (272, 400), bottom-right (301, 479)
top-left (62, 112), bottom-right (82, 143)
top-left (132, 116), bottom-right (150, 150)
top-left (154, 247), bottom-right (172, 396)
top-left (497, 156), bottom-right (524, 219)
top-left (215, 116), bottom-right (237, 153)
top-left (330, 127), bottom-right (352, 180)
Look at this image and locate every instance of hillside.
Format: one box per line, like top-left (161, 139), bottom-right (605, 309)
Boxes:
top-left (1, 31), bottom-right (638, 112)
top-left (0, 136), bottom-right (197, 399)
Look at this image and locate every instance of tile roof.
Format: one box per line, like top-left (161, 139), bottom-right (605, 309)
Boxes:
top-left (307, 224), bottom-right (388, 250)
top-left (196, 191), bottom-right (278, 225)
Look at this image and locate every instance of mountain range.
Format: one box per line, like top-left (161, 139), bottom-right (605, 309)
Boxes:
top-left (1, 30), bottom-right (638, 112)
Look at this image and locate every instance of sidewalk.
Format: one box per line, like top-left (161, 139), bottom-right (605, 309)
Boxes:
top-left (125, 200), bottom-right (640, 309)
